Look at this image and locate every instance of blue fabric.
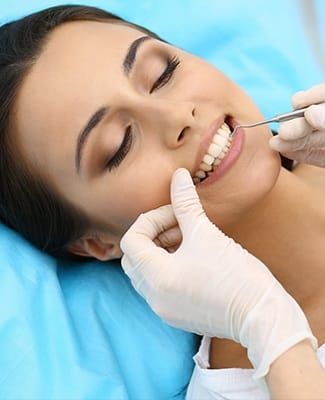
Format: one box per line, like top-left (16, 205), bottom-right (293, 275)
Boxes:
top-left (0, 1), bottom-right (324, 399)
top-left (0, 223), bottom-right (197, 399)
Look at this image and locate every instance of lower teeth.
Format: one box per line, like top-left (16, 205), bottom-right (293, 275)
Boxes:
top-left (195, 139), bottom-right (233, 183)
top-left (192, 120), bottom-right (235, 184)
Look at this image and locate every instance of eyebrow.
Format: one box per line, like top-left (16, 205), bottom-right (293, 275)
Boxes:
top-left (122, 35), bottom-right (152, 75)
top-left (75, 35), bottom-right (152, 174)
top-left (75, 106), bottom-right (108, 173)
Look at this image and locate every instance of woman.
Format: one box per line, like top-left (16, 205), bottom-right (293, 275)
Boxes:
top-left (121, 84), bottom-right (325, 399)
top-left (0, 4), bottom-right (324, 398)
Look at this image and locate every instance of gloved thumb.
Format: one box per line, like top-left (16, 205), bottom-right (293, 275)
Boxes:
top-left (170, 168), bottom-right (209, 235)
top-left (120, 205), bottom-right (175, 259)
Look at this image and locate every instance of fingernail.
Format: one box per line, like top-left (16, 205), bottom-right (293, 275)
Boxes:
top-left (292, 90), bottom-right (306, 108)
top-left (269, 136), bottom-right (281, 150)
top-left (173, 168), bottom-right (192, 184)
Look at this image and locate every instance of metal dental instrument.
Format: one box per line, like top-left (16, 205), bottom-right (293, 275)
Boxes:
top-left (230, 103), bottom-right (324, 137)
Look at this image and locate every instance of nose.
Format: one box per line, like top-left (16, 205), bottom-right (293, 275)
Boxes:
top-left (130, 96), bottom-right (196, 148)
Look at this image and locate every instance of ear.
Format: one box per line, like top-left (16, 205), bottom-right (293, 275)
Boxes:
top-left (67, 234), bottom-right (122, 261)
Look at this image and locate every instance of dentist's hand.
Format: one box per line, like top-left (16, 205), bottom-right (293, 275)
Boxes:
top-left (120, 168), bottom-right (316, 379)
top-left (269, 83), bottom-right (325, 167)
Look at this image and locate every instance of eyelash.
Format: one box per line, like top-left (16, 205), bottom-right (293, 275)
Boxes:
top-left (105, 55), bottom-right (180, 171)
top-left (150, 55), bottom-right (180, 93)
top-left (105, 125), bottom-right (133, 171)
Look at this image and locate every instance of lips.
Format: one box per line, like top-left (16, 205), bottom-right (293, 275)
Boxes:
top-left (191, 116), bottom-right (244, 186)
top-left (193, 121), bottom-right (233, 184)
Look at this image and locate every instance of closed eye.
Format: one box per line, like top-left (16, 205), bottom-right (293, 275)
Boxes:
top-left (104, 56), bottom-right (180, 172)
top-left (150, 55), bottom-right (180, 93)
top-left (104, 125), bottom-right (133, 171)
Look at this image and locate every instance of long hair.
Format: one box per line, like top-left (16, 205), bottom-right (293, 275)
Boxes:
top-left (0, 4), bottom-right (161, 259)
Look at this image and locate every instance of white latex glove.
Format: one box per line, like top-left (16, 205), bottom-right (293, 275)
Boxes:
top-left (269, 83), bottom-right (325, 167)
top-left (120, 168), bottom-right (317, 380)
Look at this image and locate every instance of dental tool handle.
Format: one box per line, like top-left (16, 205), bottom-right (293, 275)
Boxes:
top-left (266, 101), bottom-right (324, 123)
top-left (272, 106), bottom-right (309, 122)
top-left (231, 102), bottom-right (325, 137)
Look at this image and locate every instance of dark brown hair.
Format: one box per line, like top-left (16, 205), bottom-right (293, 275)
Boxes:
top-left (0, 4), bottom-right (161, 259)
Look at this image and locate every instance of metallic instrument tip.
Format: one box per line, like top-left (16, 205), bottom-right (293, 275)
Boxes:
top-left (229, 102), bottom-right (324, 138)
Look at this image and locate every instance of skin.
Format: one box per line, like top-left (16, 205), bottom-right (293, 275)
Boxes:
top-left (13, 20), bottom-right (325, 374)
top-left (14, 20), bottom-right (279, 258)
top-left (266, 340), bottom-right (325, 399)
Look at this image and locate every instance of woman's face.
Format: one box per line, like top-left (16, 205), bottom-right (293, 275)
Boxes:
top-left (14, 20), bottom-right (280, 259)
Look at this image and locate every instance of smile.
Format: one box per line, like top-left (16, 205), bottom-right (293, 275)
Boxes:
top-left (193, 120), bottom-right (232, 184)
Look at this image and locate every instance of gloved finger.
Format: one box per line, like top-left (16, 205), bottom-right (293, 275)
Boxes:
top-left (276, 148), bottom-right (325, 168)
top-left (154, 224), bottom-right (182, 251)
top-left (165, 245), bottom-right (179, 253)
top-left (270, 129), bottom-right (325, 153)
top-left (277, 117), bottom-right (312, 140)
top-left (121, 249), bottom-right (166, 300)
top-left (170, 168), bottom-right (211, 235)
top-left (120, 206), bottom-right (175, 296)
top-left (269, 135), bottom-right (288, 152)
top-left (305, 103), bottom-right (325, 130)
top-left (120, 204), bottom-right (176, 257)
top-left (120, 253), bottom-right (145, 296)
top-left (292, 83), bottom-right (325, 109)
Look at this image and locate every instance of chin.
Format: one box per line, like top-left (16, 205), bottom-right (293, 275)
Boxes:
top-left (200, 141), bottom-right (282, 231)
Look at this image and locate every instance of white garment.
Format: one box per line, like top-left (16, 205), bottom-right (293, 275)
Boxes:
top-left (186, 336), bottom-right (325, 400)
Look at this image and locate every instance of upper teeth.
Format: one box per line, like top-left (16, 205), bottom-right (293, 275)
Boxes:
top-left (193, 122), bottom-right (232, 183)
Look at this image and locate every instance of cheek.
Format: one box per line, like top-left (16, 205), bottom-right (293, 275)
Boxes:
top-left (187, 59), bottom-right (247, 109)
top-left (198, 131), bottom-right (281, 230)
top-left (186, 63), bottom-right (233, 103)
top-left (106, 171), bottom-right (173, 234)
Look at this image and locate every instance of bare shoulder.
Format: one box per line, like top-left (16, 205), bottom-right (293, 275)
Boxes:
top-left (292, 163), bottom-right (325, 192)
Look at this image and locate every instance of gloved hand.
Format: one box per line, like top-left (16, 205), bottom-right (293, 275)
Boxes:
top-left (120, 168), bottom-right (317, 380)
top-left (269, 83), bottom-right (325, 167)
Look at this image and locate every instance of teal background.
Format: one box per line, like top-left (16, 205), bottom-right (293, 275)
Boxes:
top-left (1, 0), bottom-right (325, 117)
top-left (0, 1), bottom-right (324, 398)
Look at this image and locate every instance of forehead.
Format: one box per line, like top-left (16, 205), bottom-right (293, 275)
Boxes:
top-left (39, 20), bottom-right (146, 70)
top-left (23, 20), bottom-right (146, 114)
top-left (14, 20), bottom-right (145, 173)
top-left (17, 18), bottom-right (147, 106)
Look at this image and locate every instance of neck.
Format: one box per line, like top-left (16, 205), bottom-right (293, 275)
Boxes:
top-left (227, 167), bottom-right (325, 308)
top-left (209, 166), bottom-right (325, 367)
